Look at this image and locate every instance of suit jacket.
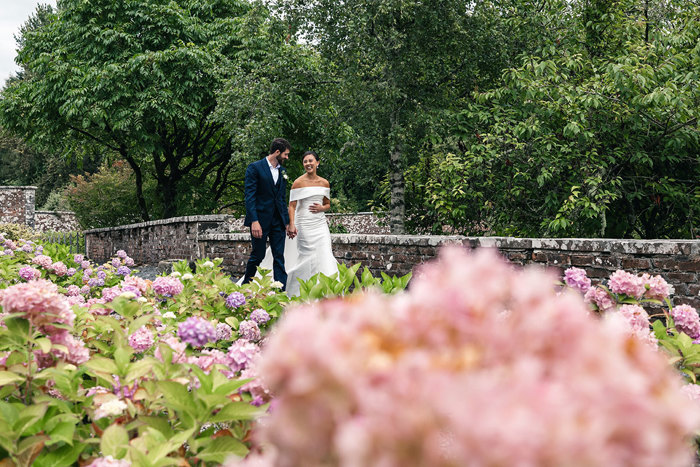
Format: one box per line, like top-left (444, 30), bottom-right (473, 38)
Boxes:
top-left (243, 158), bottom-right (290, 229)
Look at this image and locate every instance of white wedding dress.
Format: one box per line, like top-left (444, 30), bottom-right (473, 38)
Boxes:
top-left (285, 187), bottom-right (338, 297)
top-left (245, 186), bottom-right (338, 297)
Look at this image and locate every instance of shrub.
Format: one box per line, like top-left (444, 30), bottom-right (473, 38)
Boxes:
top-left (63, 161), bottom-right (156, 229)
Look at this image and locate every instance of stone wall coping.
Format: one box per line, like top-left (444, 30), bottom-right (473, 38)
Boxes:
top-left (35, 210), bottom-right (78, 215)
top-left (84, 214), bottom-right (233, 234)
top-left (465, 237), bottom-right (699, 255)
top-left (326, 211), bottom-right (382, 217)
top-left (200, 233), bottom-right (462, 246)
top-left (0, 186), bottom-right (37, 190)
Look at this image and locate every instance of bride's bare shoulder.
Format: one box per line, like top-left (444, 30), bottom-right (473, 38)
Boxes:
top-left (319, 178), bottom-right (330, 188)
top-left (291, 177), bottom-right (306, 189)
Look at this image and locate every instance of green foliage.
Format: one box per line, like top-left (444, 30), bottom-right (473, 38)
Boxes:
top-left (294, 263), bottom-right (411, 301)
top-left (63, 161), bottom-right (156, 229)
top-left (0, 224), bottom-right (38, 242)
top-left (390, 1), bottom-right (700, 238)
top-left (0, 0), bottom-right (284, 220)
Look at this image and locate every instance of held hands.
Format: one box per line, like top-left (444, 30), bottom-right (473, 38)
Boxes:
top-left (286, 224), bottom-right (298, 239)
top-left (251, 221), bottom-right (263, 239)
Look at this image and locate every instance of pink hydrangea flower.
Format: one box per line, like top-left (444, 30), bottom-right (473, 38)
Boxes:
top-left (155, 335), bottom-right (190, 364)
top-left (128, 326), bottom-right (154, 353)
top-left (66, 285), bottom-right (81, 297)
top-left (642, 274), bottom-right (673, 301)
top-left (31, 254), bottom-right (53, 269)
top-left (563, 267), bottom-right (591, 294)
top-left (121, 275), bottom-right (149, 294)
top-left (583, 286), bottom-right (615, 312)
top-left (152, 276), bottom-right (184, 297)
top-left (51, 261), bottom-right (68, 276)
top-left (238, 320), bottom-right (261, 341)
top-left (250, 247), bottom-right (700, 467)
top-left (0, 280), bottom-right (75, 330)
top-left (608, 270), bottom-right (645, 298)
top-left (671, 305), bottom-right (700, 340)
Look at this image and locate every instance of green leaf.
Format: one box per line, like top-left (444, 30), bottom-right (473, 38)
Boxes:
top-left (85, 356), bottom-right (120, 375)
top-left (35, 337), bottom-right (52, 354)
top-left (210, 401), bottom-right (262, 422)
top-left (4, 317), bottom-right (30, 339)
top-left (0, 371), bottom-right (25, 386)
top-left (46, 421), bottom-right (76, 446)
top-left (34, 442), bottom-right (86, 467)
top-left (196, 436), bottom-right (248, 463)
top-left (157, 381), bottom-right (194, 414)
top-left (100, 424), bottom-right (129, 459)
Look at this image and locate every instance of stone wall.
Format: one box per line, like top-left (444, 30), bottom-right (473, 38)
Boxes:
top-left (198, 234), bottom-right (699, 308)
top-left (84, 215), bottom-right (699, 308)
top-left (84, 215), bottom-right (233, 265)
top-left (0, 186), bottom-right (81, 232)
top-left (0, 186), bottom-right (36, 226)
top-left (327, 212), bottom-right (389, 234)
top-left (34, 211), bottom-right (82, 232)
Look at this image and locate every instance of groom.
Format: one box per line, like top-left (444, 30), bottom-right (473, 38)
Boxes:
top-left (242, 138), bottom-right (292, 288)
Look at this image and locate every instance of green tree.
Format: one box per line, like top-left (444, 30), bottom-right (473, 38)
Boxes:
top-left (0, 0), bottom-right (284, 220)
top-left (402, 0), bottom-right (700, 238)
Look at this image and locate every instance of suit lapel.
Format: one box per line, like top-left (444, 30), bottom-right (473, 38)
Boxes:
top-left (260, 158), bottom-right (275, 189)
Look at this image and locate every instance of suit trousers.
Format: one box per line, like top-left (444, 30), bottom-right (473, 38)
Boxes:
top-left (243, 215), bottom-right (287, 289)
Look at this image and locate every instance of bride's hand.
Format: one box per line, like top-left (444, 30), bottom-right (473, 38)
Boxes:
top-left (287, 225), bottom-right (298, 239)
top-left (309, 203), bottom-right (324, 213)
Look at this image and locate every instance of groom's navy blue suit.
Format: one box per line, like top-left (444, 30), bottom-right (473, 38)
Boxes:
top-left (243, 158), bottom-right (290, 287)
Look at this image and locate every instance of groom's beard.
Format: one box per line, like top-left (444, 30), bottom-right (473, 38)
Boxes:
top-left (276, 155), bottom-right (285, 166)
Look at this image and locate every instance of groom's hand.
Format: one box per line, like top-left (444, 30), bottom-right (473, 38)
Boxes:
top-left (286, 224), bottom-right (297, 239)
top-left (251, 221), bottom-right (263, 239)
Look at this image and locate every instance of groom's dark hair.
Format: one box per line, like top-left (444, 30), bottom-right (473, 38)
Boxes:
top-left (269, 138), bottom-right (291, 155)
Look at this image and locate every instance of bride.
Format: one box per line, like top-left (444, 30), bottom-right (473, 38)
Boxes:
top-left (243, 151), bottom-right (338, 296)
top-left (284, 151), bottom-right (338, 297)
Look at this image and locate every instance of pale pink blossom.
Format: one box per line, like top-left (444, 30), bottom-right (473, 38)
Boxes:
top-left (608, 270), bottom-right (645, 298)
top-left (642, 274), bottom-right (673, 301)
top-left (246, 247), bottom-right (700, 467)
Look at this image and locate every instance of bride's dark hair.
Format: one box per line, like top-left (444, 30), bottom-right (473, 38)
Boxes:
top-left (302, 150), bottom-right (319, 161)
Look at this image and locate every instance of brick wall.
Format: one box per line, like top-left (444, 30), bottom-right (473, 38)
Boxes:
top-left (34, 211), bottom-right (81, 232)
top-left (0, 186), bottom-right (36, 227)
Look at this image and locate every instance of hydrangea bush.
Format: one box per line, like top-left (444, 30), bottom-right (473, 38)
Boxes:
top-left (0, 234), bottom-right (290, 466)
top-left (231, 248), bottom-right (700, 466)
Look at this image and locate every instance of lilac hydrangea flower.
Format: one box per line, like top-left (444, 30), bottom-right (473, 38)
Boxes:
top-left (97, 270), bottom-right (107, 280)
top-left (225, 292), bottom-right (246, 309)
top-left (238, 320), bottom-right (261, 341)
top-left (178, 317), bottom-right (216, 347)
top-left (80, 260), bottom-right (91, 270)
top-left (116, 250), bottom-right (127, 259)
top-left (21, 243), bottom-right (34, 253)
top-left (67, 267), bottom-right (77, 277)
top-left (250, 308), bottom-right (270, 325)
top-left (111, 258), bottom-right (121, 268)
top-left (88, 278), bottom-right (105, 287)
top-left (74, 254), bottom-right (84, 263)
top-left (18, 266), bottom-right (41, 281)
top-left (124, 257), bottom-right (135, 267)
top-left (117, 266), bottom-right (131, 276)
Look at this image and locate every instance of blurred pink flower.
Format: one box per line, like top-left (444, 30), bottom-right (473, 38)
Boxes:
top-left (563, 267), bottom-right (591, 294)
top-left (244, 247), bottom-right (700, 467)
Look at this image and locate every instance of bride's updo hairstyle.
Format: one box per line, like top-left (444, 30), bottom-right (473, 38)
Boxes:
top-left (302, 150), bottom-right (319, 162)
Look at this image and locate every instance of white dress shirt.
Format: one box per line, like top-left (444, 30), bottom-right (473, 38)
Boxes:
top-left (267, 157), bottom-right (280, 184)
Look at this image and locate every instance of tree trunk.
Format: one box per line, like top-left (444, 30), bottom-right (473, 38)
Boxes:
top-left (121, 152), bottom-right (150, 222)
top-left (159, 178), bottom-right (178, 219)
top-left (389, 118), bottom-right (405, 234)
